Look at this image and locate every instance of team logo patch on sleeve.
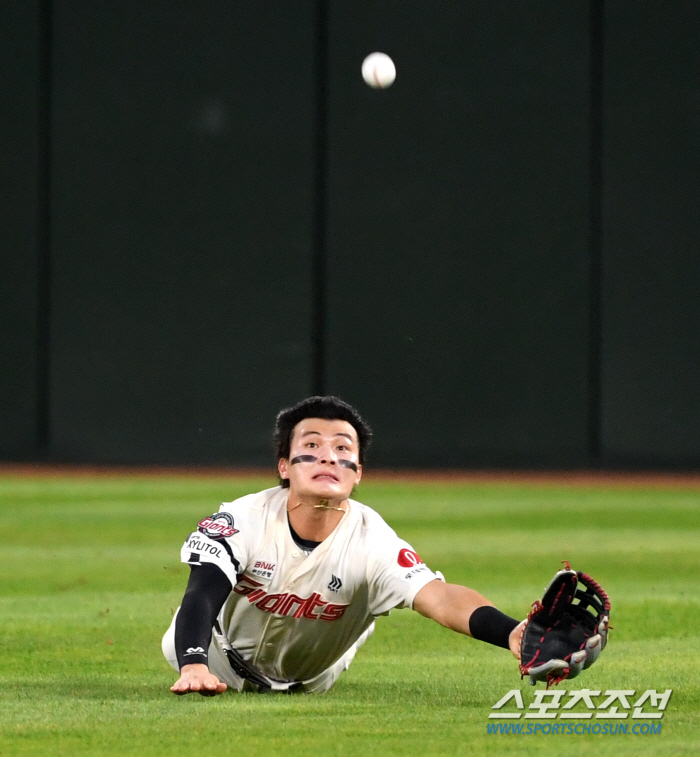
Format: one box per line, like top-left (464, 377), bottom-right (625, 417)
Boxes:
top-left (397, 548), bottom-right (423, 568)
top-left (197, 512), bottom-right (239, 539)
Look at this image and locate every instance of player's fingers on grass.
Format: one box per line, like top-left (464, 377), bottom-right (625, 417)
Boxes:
top-left (202, 680), bottom-right (227, 695)
top-left (170, 677), bottom-right (207, 694)
top-left (170, 677), bottom-right (198, 693)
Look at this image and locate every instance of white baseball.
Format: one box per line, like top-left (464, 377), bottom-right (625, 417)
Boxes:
top-left (361, 53), bottom-right (396, 89)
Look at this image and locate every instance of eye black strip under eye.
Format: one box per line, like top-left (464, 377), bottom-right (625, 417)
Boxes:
top-left (290, 455), bottom-right (318, 464)
top-left (290, 455), bottom-right (358, 472)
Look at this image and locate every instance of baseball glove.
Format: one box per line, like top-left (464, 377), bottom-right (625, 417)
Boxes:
top-left (519, 562), bottom-right (611, 687)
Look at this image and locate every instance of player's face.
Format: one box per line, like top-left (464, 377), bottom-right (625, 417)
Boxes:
top-left (279, 418), bottom-right (362, 500)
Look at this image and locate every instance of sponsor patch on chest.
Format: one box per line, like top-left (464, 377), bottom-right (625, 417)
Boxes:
top-left (250, 560), bottom-right (276, 579)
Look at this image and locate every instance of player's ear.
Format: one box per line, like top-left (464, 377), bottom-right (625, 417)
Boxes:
top-left (355, 464), bottom-right (362, 486)
top-left (278, 458), bottom-right (289, 482)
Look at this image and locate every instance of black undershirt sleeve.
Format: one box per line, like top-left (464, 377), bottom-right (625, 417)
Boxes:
top-left (174, 562), bottom-right (233, 669)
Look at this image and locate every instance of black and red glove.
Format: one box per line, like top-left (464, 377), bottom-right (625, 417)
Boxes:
top-left (519, 563), bottom-right (611, 687)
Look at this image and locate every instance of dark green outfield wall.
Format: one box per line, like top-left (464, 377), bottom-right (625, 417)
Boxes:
top-left (601, 2), bottom-right (700, 468)
top-left (47, 1), bottom-right (316, 465)
top-left (325, 2), bottom-right (591, 467)
top-left (2, 1), bottom-right (699, 469)
top-left (0, 1), bottom-right (43, 458)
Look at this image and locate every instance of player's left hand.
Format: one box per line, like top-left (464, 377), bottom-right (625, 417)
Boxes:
top-left (508, 619), bottom-right (526, 660)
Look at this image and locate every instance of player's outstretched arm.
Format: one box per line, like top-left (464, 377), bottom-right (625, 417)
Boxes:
top-left (413, 579), bottom-right (491, 633)
top-left (171, 664), bottom-right (227, 696)
top-left (413, 579), bottom-right (523, 655)
top-left (170, 563), bottom-right (232, 696)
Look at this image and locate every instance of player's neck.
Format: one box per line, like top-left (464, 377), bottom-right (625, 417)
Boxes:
top-left (286, 490), bottom-right (348, 542)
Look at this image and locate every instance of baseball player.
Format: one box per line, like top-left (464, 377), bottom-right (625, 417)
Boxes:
top-left (162, 396), bottom-right (523, 695)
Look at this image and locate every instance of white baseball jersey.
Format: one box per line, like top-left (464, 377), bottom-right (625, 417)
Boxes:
top-left (180, 486), bottom-right (439, 684)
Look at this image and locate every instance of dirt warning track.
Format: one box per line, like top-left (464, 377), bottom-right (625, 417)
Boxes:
top-left (1, 464), bottom-right (700, 489)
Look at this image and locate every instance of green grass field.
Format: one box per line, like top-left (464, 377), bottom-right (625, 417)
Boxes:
top-left (1, 471), bottom-right (698, 756)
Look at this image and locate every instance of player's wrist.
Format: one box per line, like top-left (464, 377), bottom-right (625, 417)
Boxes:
top-left (180, 663), bottom-right (210, 674)
top-left (508, 619), bottom-right (526, 658)
top-left (468, 605), bottom-right (520, 649)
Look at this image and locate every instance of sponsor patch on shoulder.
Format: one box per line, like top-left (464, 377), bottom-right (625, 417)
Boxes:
top-left (198, 512), bottom-right (239, 539)
top-left (404, 566), bottom-right (429, 580)
top-left (397, 548), bottom-right (423, 568)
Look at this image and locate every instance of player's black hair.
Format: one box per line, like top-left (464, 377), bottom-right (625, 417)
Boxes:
top-left (273, 396), bottom-right (372, 487)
